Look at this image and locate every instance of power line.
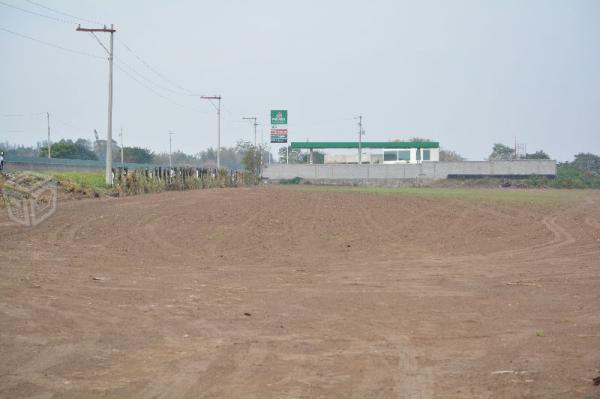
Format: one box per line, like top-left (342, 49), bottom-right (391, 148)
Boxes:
top-left (118, 39), bottom-right (194, 96)
top-left (115, 57), bottom-right (193, 97)
top-left (1, 25), bottom-right (206, 115)
top-left (7, 0), bottom-right (199, 101)
top-left (0, 26), bottom-right (104, 59)
top-left (0, 0), bottom-right (75, 24)
top-left (1, 112), bottom-right (45, 117)
top-left (20, 0), bottom-right (102, 25)
top-left (115, 64), bottom-right (206, 114)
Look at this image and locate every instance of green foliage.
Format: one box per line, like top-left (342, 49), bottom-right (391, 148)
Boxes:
top-left (551, 164), bottom-right (600, 189)
top-left (571, 153), bottom-right (600, 175)
top-left (1, 141), bottom-right (38, 157)
top-left (241, 145), bottom-right (262, 174)
top-left (439, 149), bottom-right (465, 161)
top-left (525, 150), bottom-right (550, 159)
top-left (489, 143), bottom-right (514, 160)
top-left (153, 142), bottom-right (271, 170)
top-left (122, 147), bottom-right (154, 164)
top-left (50, 171), bottom-right (106, 188)
top-left (527, 163), bottom-right (600, 189)
top-left (39, 139), bottom-right (98, 160)
top-left (279, 177), bottom-right (303, 185)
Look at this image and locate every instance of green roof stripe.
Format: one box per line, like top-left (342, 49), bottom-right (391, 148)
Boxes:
top-left (290, 141), bottom-right (439, 149)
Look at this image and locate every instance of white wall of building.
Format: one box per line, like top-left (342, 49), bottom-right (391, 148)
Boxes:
top-left (323, 147), bottom-right (440, 164)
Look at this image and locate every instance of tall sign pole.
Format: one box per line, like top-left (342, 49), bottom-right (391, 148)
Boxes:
top-left (201, 95), bottom-right (222, 169)
top-left (270, 110), bottom-right (288, 166)
top-left (77, 24), bottom-right (116, 186)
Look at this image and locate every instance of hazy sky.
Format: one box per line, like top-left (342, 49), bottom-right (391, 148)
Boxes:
top-left (1, 0), bottom-right (599, 161)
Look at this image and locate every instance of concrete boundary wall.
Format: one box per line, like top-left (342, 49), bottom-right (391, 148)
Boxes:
top-left (263, 160), bottom-right (556, 181)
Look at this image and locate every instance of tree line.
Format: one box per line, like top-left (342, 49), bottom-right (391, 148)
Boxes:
top-left (1, 138), bottom-right (271, 171)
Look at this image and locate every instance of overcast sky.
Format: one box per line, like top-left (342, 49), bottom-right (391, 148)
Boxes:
top-left (1, 0), bottom-right (599, 161)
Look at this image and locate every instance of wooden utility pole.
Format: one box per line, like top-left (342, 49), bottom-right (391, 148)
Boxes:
top-left (119, 128), bottom-right (124, 165)
top-left (168, 131), bottom-right (175, 168)
top-left (76, 24), bottom-right (116, 185)
top-left (46, 112), bottom-right (51, 159)
top-left (200, 95), bottom-right (222, 169)
top-left (355, 115), bottom-right (363, 164)
top-left (242, 116), bottom-right (258, 147)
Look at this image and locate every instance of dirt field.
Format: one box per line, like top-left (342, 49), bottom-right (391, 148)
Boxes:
top-left (1, 186), bottom-right (599, 398)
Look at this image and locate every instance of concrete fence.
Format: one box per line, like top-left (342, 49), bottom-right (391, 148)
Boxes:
top-left (263, 160), bottom-right (556, 182)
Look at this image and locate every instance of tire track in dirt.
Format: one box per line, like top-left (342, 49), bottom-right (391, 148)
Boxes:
top-left (585, 216), bottom-right (600, 230)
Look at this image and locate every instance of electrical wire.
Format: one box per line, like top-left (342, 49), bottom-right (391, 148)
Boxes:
top-left (7, 0), bottom-right (199, 102)
top-left (0, 26), bottom-right (105, 59)
top-left (3, 0), bottom-right (224, 120)
top-left (116, 65), bottom-right (207, 114)
top-left (118, 39), bottom-right (195, 96)
top-left (115, 57), bottom-right (194, 97)
top-left (20, 0), bottom-right (103, 25)
top-left (0, 0), bottom-right (76, 24)
top-left (1, 112), bottom-right (45, 117)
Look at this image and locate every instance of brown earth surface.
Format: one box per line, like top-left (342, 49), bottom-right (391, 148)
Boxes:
top-left (0, 186), bottom-right (599, 398)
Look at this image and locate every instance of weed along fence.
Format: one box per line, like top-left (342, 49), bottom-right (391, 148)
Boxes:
top-left (112, 167), bottom-right (258, 194)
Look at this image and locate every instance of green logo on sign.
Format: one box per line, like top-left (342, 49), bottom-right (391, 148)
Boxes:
top-left (271, 110), bottom-right (287, 125)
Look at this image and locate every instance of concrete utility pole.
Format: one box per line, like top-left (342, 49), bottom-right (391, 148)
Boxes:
top-left (355, 115), bottom-right (363, 164)
top-left (46, 112), bottom-right (51, 159)
top-left (168, 131), bottom-right (175, 168)
top-left (242, 117), bottom-right (258, 147)
top-left (119, 128), bottom-right (124, 165)
top-left (200, 95), bottom-right (222, 169)
top-left (77, 24), bottom-right (116, 186)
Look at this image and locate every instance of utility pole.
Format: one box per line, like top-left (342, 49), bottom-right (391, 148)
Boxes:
top-left (168, 131), bottom-right (175, 168)
top-left (77, 24), bottom-right (116, 186)
top-left (355, 115), bottom-right (363, 164)
top-left (119, 128), bottom-right (124, 165)
top-left (242, 116), bottom-right (258, 147)
top-left (46, 112), bottom-right (51, 159)
top-left (200, 95), bottom-right (222, 169)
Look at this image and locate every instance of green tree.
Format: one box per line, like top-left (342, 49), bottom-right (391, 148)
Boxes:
top-left (39, 139), bottom-right (98, 160)
top-left (525, 150), bottom-right (550, 159)
top-left (488, 143), bottom-right (514, 160)
top-left (123, 147), bottom-right (154, 164)
top-left (571, 153), bottom-right (600, 175)
top-left (240, 144), bottom-right (261, 174)
top-left (439, 149), bottom-right (465, 161)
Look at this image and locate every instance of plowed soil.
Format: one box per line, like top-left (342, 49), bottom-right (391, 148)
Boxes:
top-left (1, 186), bottom-right (599, 398)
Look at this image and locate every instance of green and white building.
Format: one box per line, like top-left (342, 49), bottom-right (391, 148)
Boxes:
top-left (290, 141), bottom-right (440, 164)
